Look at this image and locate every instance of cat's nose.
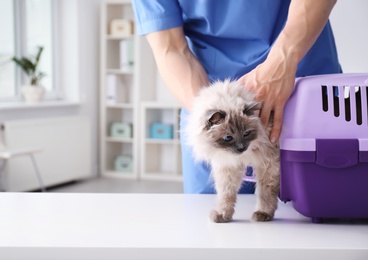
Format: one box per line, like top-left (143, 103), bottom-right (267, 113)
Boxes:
top-left (237, 147), bottom-right (245, 153)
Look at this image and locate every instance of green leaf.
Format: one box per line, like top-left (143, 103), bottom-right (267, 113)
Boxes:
top-left (12, 46), bottom-right (46, 85)
top-left (21, 58), bottom-right (36, 73)
top-left (34, 46), bottom-right (44, 70)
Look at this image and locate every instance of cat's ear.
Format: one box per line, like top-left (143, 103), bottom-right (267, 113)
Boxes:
top-left (243, 102), bottom-right (261, 116)
top-left (206, 110), bottom-right (226, 128)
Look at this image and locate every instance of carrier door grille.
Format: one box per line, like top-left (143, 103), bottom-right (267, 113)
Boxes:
top-left (321, 85), bottom-right (367, 125)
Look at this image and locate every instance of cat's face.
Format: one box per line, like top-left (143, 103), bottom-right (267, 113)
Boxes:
top-left (204, 104), bottom-right (260, 155)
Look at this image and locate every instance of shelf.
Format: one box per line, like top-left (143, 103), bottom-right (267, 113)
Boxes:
top-left (106, 35), bottom-right (134, 40)
top-left (0, 100), bottom-right (81, 111)
top-left (106, 103), bottom-right (133, 109)
top-left (104, 0), bottom-right (132, 6)
top-left (106, 69), bottom-right (133, 75)
top-left (106, 137), bottom-right (133, 143)
top-left (103, 171), bottom-right (137, 179)
top-left (141, 101), bottom-right (181, 109)
top-left (145, 138), bottom-right (180, 145)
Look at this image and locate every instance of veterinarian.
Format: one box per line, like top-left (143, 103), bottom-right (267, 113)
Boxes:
top-left (132, 0), bottom-right (341, 194)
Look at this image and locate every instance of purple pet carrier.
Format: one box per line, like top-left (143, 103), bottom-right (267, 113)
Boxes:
top-left (279, 73), bottom-right (368, 223)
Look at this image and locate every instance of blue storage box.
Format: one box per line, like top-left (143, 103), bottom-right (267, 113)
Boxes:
top-left (149, 123), bottom-right (173, 139)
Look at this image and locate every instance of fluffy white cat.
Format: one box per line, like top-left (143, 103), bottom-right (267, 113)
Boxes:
top-left (184, 80), bottom-right (280, 222)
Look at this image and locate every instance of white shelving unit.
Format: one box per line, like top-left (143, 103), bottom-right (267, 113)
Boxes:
top-left (100, 0), bottom-right (138, 179)
top-left (140, 102), bottom-right (182, 181)
top-left (100, 0), bottom-right (182, 181)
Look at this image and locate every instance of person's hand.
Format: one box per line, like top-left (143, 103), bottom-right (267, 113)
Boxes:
top-left (237, 50), bottom-right (297, 143)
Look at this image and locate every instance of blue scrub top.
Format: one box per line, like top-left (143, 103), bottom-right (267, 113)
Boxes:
top-left (132, 0), bottom-right (342, 82)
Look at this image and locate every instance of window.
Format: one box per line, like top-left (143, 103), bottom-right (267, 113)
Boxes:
top-left (0, 0), bottom-right (16, 99)
top-left (0, 0), bottom-right (55, 101)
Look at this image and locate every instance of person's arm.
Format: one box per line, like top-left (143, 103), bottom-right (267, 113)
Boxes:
top-left (237, 0), bottom-right (337, 143)
top-left (146, 27), bottom-right (209, 111)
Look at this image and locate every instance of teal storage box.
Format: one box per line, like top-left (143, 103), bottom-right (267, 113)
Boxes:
top-left (150, 123), bottom-right (173, 139)
top-left (114, 155), bottom-right (133, 172)
top-left (110, 122), bottom-right (132, 138)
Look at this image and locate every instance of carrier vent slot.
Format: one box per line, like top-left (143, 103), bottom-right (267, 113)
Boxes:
top-left (321, 84), bottom-right (366, 125)
top-left (344, 86), bottom-right (351, 122)
top-left (355, 86), bottom-right (362, 125)
top-left (333, 86), bottom-right (340, 117)
top-left (321, 85), bottom-right (328, 112)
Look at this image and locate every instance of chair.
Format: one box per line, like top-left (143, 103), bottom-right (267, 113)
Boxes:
top-left (0, 124), bottom-right (46, 192)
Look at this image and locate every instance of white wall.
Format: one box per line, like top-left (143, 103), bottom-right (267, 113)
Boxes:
top-left (330, 0), bottom-right (368, 73)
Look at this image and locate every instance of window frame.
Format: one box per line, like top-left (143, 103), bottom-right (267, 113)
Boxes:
top-left (0, 0), bottom-right (59, 102)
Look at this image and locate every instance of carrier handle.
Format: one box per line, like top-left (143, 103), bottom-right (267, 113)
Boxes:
top-left (316, 139), bottom-right (359, 168)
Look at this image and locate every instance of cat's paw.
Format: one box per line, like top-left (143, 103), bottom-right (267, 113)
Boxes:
top-left (252, 211), bottom-right (274, 222)
top-left (210, 209), bottom-right (233, 223)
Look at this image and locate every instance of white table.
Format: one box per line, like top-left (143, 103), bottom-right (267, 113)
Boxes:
top-left (0, 193), bottom-right (367, 260)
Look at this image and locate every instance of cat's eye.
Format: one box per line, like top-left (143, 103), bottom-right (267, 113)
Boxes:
top-left (243, 130), bottom-right (251, 137)
top-left (223, 135), bottom-right (233, 142)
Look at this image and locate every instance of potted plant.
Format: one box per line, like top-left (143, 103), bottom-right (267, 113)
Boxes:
top-left (12, 46), bottom-right (46, 103)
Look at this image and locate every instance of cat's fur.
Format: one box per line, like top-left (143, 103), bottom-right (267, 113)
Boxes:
top-left (184, 80), bottom-right (280, 222)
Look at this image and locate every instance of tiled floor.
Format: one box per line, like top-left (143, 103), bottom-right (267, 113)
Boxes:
top-left (47, 177), bottom-right (184, 193)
